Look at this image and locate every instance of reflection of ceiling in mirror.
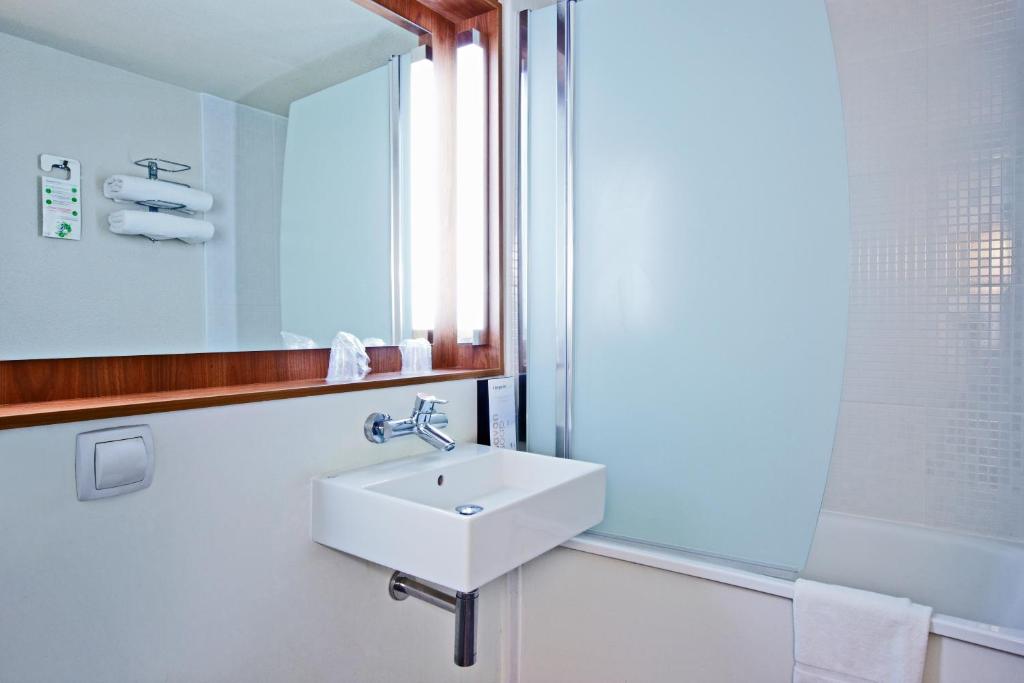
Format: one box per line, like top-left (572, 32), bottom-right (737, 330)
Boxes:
top-left (0, 0), bottom-right (421, 116)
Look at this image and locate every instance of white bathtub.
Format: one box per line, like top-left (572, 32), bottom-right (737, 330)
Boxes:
top-left (804, 511), bottom-right (1024, 632)
top-left (563, 516), bottom-right (1024, 658)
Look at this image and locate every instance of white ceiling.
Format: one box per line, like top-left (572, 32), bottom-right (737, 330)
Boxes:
top-left (0, 0), bottom-right (421, 115)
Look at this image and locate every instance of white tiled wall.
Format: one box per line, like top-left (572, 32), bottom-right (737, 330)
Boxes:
top-left (822, 0), bottom-right (1024, 541)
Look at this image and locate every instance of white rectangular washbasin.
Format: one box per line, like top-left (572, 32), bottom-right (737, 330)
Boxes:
top-left (312, 445), bottom-right (606, 592)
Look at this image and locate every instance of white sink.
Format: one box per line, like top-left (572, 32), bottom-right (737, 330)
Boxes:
top-left (312, 445), bottom-right (606, 591)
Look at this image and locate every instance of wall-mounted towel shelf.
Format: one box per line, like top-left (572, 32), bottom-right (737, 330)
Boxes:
top-left (103, 157), bottom-right (215, 244)
top-left (104, 157), bottom-right (213, 217)
top-left (132, 157), bottom-right (195, 214)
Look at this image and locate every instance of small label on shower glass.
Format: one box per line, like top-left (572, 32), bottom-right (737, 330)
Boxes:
top-left (41, 176), bottom-right (81, 240)
top-left (487, 376), bottom-right (517, 450)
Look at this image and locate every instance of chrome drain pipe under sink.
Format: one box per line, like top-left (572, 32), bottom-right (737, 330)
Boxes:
top-left (388, 571), bottom-right (479, 667)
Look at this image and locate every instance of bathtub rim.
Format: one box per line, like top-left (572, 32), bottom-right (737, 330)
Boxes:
top-left (561, 532), bottom-right (1024, 657)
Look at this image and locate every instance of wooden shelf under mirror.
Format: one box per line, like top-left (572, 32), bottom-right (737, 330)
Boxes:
top-left (0, 369), bottom-right (500, 430)
top-left (0, 0), bottom-right (503, 430)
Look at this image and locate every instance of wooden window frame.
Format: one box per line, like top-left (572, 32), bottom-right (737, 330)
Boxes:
top-left (0, 0), bottom-right (504, 430)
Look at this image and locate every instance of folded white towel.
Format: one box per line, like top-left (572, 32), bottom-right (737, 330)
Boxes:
top-left (793, 579), bottom-right (931, 683)
top-left (103, 174), bottom-right (214, 212)
top-left (108, 209), bottom-right (214, 244)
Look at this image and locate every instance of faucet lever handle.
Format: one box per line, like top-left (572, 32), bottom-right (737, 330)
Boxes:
top-left (414, 393), bottom-right (448, 415)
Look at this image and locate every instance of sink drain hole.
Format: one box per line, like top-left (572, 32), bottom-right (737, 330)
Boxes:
top-left (455, 504), bottom-right (484, 516)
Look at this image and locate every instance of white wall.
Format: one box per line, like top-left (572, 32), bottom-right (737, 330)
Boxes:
top-left (519, 548), bottom-right (1024, 683)
top-left (520, 548), bottom-right (793, 682)
top-left (0, 379), bottom-right (505, 683)
top-left (0, 31), bottom-right (207, 360)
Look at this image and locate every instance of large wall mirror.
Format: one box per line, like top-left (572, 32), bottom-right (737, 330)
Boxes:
top-left (0, 0), bottom-right (503, 426)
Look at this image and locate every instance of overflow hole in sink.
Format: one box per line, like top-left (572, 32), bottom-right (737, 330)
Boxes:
top-left (437, 475), bottom-right (444, 486)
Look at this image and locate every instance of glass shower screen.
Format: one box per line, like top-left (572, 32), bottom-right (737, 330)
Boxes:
top-left (521, 0), bottom-right (850, 575)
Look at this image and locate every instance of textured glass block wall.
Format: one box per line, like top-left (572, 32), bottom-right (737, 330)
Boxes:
top-left (821, 0), bottom-right (1024, 541)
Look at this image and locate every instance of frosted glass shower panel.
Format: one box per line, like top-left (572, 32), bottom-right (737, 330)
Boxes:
top-left (568, 0), bottom-right (850, 572)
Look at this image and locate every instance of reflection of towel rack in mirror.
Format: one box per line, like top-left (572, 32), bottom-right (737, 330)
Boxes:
top-left (103, 157), bottom-right (215, 244)
top-left (132, 157), bottom-right (195, 214)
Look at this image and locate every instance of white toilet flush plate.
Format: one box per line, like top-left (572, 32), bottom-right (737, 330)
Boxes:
top-left (75, 425), bottom-right (155, 501)
top-left (312, 445), bottom-right (606, 592)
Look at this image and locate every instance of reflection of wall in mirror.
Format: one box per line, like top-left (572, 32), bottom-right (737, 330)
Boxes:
top-left (0, 31), bottom-right (289, 359)
top-left (279, 65), bottom-right (394, 348)
top-left (201, 94), bottom-right (287, 353)
top-left (0, 32), bottom-right (207, 360)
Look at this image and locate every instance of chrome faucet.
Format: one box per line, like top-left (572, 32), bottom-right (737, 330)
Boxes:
top-left (364, 393), bottom-right (456, 452)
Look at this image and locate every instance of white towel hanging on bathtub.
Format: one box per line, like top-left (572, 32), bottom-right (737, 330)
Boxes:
top-left (108, 209), bottom-right (214, 244)
top-left (793, 579), bottom-right (931, 683)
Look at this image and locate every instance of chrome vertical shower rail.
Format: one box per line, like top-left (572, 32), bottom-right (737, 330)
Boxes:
top-left (555, 0), bottom-right (576, 459)
top-left (517, 1), bottom-right (578, 457)
top-left (517, 9), bottom-right (531, 380)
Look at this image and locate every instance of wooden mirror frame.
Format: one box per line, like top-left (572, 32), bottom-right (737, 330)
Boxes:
top-left (0, 0), bottom-right (503, 430)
